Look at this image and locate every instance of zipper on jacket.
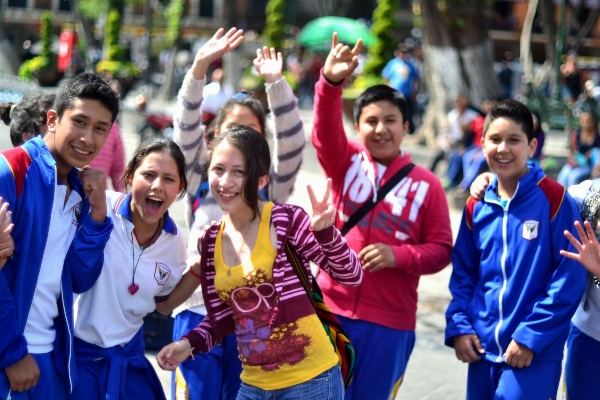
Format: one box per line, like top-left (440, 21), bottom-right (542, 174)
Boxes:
top-left (60, 284), bottom-right (73, 392)
top-left (490, 184), bottom-right (518, 362)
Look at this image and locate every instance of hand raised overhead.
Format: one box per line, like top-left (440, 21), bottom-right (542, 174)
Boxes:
top-left (253, 46), bottom-right (283, 83)
top-left (323, 32), bottom-right (363, 84)
top-left (307, 178), bottom-right (336, 231)
top-left (191, 28), bottom-right (245, 80)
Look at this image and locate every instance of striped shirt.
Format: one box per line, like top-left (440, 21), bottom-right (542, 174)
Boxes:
top-left (183, 202), bottom-right (362, 354)
top-left (172, 73), bottom-right (307, 314)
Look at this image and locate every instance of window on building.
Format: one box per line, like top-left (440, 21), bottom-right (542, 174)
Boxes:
top-left (8, 0), bottom-right (27, 8)
top-left (59, 0), bottom-right (71, 11)
top-left (35, 0), bottom-right (52, 9)
top-left (199, 0), bottom-right (213, 18)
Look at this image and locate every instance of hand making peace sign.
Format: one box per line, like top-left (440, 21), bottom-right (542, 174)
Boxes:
top-left (307, 179), bottom-right (336, 232)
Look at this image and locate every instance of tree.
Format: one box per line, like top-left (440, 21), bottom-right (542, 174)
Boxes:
top-left (363, 0), bottom-right (398, 76)
top-left (157, 0), bottom-right (185, 99)
top-left (263, 0), bottom-right (286, 50)
top-left (414, 0), bottom-right (501, 146)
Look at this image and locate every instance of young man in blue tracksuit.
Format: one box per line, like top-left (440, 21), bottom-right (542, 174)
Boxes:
top-left (0, 73), bottom-right (119, 400)
top-left (445, 100), bottom-right (587, 399)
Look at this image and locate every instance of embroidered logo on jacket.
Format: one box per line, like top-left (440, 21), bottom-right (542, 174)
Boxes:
top-left (522, 220), bottom-right (539, 241)
top-left (154, 263), bottom-right (172, 285)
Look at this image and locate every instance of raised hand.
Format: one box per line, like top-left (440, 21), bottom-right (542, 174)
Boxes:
top-left (191, 28), bottom-right (245, 80)
top-left (561, 220), bottom-right (600, 277)
top-left (156, 340), bottom-right (192, 371)
top-left (323, 32), bottom-right (363, 84)
top-left (253, 46), bottom-right (283, 83)
top-left (79, 167), bottom-right (107, 223)
top-left (307, 179), bottom-right (336, 231)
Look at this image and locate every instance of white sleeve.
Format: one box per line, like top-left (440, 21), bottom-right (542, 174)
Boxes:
top-left (568, 179), bottom-right (593, 210)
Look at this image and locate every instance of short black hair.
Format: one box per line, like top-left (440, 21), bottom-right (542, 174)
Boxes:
top-left (354, 85), bottom-right (408, 125)
top-left (54, 72), bottom-right (120, 123)
top-left (483, 99), bottom-right (534, 142)
top-left (208, 125), bottom-right (271, 220)
top-left (122, 137), bottom-right (188, 200)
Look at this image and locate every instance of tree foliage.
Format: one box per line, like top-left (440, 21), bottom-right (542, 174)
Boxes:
top-left (263, 0), bottom-right (286, 50)
top-left (363, 0), bottom-right (398, 76)
top-left (18, 11), bottom-right (56, 79)
top-left (165, 0), bottom-right (185, 48)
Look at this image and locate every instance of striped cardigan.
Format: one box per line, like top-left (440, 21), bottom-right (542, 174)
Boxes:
top-left (182, 202), bottom-right (362, 354)
top-left (172, 73), bottom-right (307, 315)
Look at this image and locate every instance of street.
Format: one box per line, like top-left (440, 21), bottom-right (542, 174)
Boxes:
top-left (0, 101), bottom-right (571, 399)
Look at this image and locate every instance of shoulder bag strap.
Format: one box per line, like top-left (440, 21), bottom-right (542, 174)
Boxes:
top-left (284, 242), bottom-right (312, 296)
top-left (341, 163), bottom-right (415, 236)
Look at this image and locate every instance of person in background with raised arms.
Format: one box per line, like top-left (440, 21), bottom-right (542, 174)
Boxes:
top-left (311, 33), bottom-right (452, 399)
top-left (0, 73), bottom-right (118, 400)
top-left (158, 126), bottom-right (362, 400)
top-left (172, 28), bottom-right (306, 399)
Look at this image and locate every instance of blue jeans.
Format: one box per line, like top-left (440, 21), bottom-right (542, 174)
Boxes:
top-left (235, 365), bottom-right (343, 400)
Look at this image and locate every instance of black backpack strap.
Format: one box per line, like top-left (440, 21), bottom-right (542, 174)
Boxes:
top-left (341, 163), bottom-right (415, 236)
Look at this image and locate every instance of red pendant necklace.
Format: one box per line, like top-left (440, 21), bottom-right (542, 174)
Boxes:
top-left (128, 220), bottom-right (162, 295)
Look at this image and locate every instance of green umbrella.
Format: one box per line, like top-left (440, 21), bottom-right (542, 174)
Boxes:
top-left (296, 16), bottom-right (377, 50)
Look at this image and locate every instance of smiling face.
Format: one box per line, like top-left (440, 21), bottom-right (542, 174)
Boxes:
top-left (215, 105), bottom-right (263, 136)
top-left (128, 150), bottom-right (183, 229)
top-left (44, 98), bottom-right (113, 182)
top-left (355, 100), bottom-right (408, 166)
top-left (483, 117), bottom-right (537, 197)
top-left (209, 140), bottom-right (268, 217)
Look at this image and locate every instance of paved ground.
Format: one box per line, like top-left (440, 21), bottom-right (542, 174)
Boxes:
top-left (0, 97), bottom-right (571, 399)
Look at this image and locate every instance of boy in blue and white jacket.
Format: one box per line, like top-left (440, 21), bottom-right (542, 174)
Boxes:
top-left (445, 100), bottom-right (586, 399)
top-left (0, 73), bottom-right (119, 400)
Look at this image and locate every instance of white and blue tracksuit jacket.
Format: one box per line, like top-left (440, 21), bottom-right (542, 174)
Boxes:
top-left (445, 163), bottom-right (587, 363)
top-left (0, 137), bottom-right (113, 394)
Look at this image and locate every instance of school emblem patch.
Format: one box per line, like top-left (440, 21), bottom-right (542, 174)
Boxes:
top-left (154, 263), bottom-right (172, 285)
top-left (522, 220), bottom-right (539, 241)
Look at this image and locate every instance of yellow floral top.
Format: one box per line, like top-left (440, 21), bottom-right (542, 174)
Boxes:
top-left (213, 202), bottom-right (338, 390)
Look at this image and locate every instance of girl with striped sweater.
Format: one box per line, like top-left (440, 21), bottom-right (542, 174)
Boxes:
top-left (158, 126), bottom-right (361, 400)
top-left (171, 28), bottom-right (307, 398)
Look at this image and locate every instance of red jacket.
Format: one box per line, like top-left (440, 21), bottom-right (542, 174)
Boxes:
top-left (311, 73), bottom-right (453, 330)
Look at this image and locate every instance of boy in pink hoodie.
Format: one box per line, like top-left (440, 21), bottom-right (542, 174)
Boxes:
top-left (312, 33), bottom-right (453, 399)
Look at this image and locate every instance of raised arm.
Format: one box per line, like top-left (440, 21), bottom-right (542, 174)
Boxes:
top-left (173, 28), bottom-right (245, 207)
top-left (311, 33), bottom-right (362, 180)
top-left (254, 47), bottom-right (306, 203)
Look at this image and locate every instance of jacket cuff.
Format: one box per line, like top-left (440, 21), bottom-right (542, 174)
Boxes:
top-left (0, 335), bottom-right (28, 369)
top-left (83, 214), bottom-right (113, 233)
top-left (319, 70), bottom-right (345, 93)
top-left (311, 226), bottom-right (337, 246)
